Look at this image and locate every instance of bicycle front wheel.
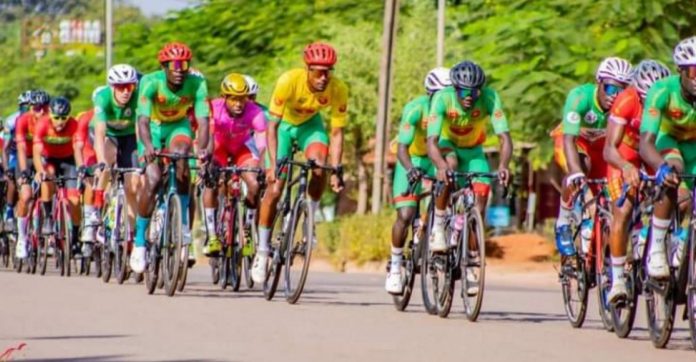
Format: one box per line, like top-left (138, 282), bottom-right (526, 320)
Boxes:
top-left (461, 208), bottom-right (486, 322)
top-left (263, 208), bottom-right (287, 301)
top-left (60, 203), bottom-right (72, 278)
top-left (688, 233), bottom-right (696, 350)
top-left (283, 199), bottom-right (313, 304)
top-left (611, 261), bottom-right (638, 338)
top-left (392, 236), bottom-right (418, 312)
top-left (596, 225), bottom-right (615, 332)
top-left (162, 195), bottom-right (183, 297)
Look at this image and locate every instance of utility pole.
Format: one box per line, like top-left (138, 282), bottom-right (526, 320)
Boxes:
top-left (436, 0), bottom-right (445, 66)
top-left (105, 0), bottom-right (113, 71)
top-left (372, 0), bottom-right (399, 214)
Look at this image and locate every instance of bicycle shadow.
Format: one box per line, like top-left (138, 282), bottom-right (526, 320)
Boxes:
top-left (479, 310), bottom-right (582, 324)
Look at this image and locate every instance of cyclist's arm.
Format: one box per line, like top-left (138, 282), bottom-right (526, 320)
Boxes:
top-left (561, 87), bottom-right (587, 176)
top-left (193, 78), bottom-right (210, 152)
top-left (15, 117), bottom-right (28, 172)
top-left (94, 122), bottom-right (107, 165)
top-left (266, 120), bottom-right (279, 169)
top-left (426, 93), bottom-right (448, 171)
top-left (72, 125), bottom-right (84, 168)
top-left (251, 110), bottom-right (267, 155)
top-left (604, 92), bottom-right (632, 169)
top-left (136, 81), bottom-right (155, 152)
top-left (328, 126), bottom-right (343, 168)
top-left (484, 88), bottom-right (513, 170)
top-left (639, 86), bottom-right (669, 171)
top-left (31, 126), bottom-right (45, 175)
top-left (396, 104), bottom-right (419, 171)
top-left (2, 127), bottom-right (10, 170)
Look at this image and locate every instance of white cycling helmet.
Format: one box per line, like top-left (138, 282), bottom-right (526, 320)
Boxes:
top-left (596, 57), bottom-right (633, 84)
top-left (107, 64), bottom-right (138, 85)
top-left (673, 36), bottom-right (696, 67)
top-left (243, 75), bottom-right (259, 95)
top-left (424, 67), bottom-right (451, 93)
top-left (632, 60), bottom-right (671, 99)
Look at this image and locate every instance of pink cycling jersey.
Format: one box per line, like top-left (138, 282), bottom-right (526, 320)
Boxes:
top-left (210, 98), bottom-right (267, 155)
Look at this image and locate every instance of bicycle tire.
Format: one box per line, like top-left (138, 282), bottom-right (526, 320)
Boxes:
top-left (284, 199), bottom-right (313, 304)
top-left (230, 201), bottom-right (244, 292)
top-left (461, 208), bottom-right (486, 322)
top-left (243, 206), bottom-right (258, 289)
top-left (611, 261), bottom-right (638, 338)
top-left (596, 225), bottom-right (615, 332)
top-left (436, 228), bottom-right (455, 318)
top-left (392, 236), bottom-right (418, 312)
top-left (561, 252), bottom-right (589, 328)
top-left (263, 209), bottom-right (286, 301)
top-left (420, 202), bottom-right (438, 315)
top-left (144, 243), bottom-right (159, 294)
top-left (162, 194), bottom-right (182, 296)
top-left (36, 203), bottom-right (48, 275)
top-left (645, 278), bottom-right (676, 348)
top-left (688, 231), bottom-right (696, 350)
top-left (101, 242), bottom-right (113, 283)
top-left (1, 235), bottom-right (9, 268)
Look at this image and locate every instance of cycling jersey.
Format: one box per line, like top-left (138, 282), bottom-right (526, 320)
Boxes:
top-left (561, 83), bottom-right (608, 139)
top-left (3, 111), bottom-right (20, 155)
top-left (33, 116), bottom-right (78, 159)
top-left (93, 85), bottom-right (138, 136)
top-left (210, 98), bottom-right (267, 157)
top-left (76, 110), bottom-right (97, 166)
top-left (397, 95), bottom-right (429, 157)
top-left (609, 86), bottom-right (642, 150)
top-left (137, 70), bottom-right (209, 123)
top-left (268, 68), bottom-right (348, 128)
top-left (427, 86), bottom-right (509, 148)
top-left (15, 112), bottom-right (42, 157)
top-left (641, 75), bottom-right (696, 140)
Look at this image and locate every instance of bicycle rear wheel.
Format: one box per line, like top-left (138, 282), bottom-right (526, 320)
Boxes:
top-left (645, 277), bottom-right (676, 348)
top-left (36, 205), bottom-right (48, 275)
top-left (229, 202), bottom-right (243, 292)
top-left (611, 262), bottom-right (638, 338)
top-left (392, 236), bottom-right (418, 312)
top-left (1, 235), bottom-right (9, 268)
top-left (420, 206), bottom-right (438, 315)
top-left (596, 226), bottom-right (615, 332)
top-left (461, 208), bottom-right (486, 322)
top-left (284, 199), bottom-right (313, 304)
top-left (144, 243), bottom-right (159, 294)
top-left (101, 242), bottom-right (113, 283)
top-left (114, 195), bottom-right (130, 285)
top-left (162, 194), bottom-right (182, 296)
top-left (263, 209), bottom-right (286, 301)
top-left (243, 206), bottom-right (258, 289)
top-left (561, 252), bottom-right (589, 328)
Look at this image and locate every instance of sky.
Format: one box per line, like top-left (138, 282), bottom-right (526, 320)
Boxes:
top-left (125, 0), bottom-right (195, 17)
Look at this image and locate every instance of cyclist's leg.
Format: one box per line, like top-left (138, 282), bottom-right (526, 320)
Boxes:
top-left (115, 135), bottom-right (139, 227)
top-left (647, 133), bottom-right (682, 278)
top-left (236, 145), bottom-right (261, 209)
top-left (5, 152), bottom-right (18, 226)
top-left (606, 143), bottom-right (640, 300)
top-left (134, 123), bottom-right (164, 249)
top-left (165, 119), bottom-right (194, 240)
top-left (81, 145), bottom-right (99, 243)
top-left (202, 147), bottom-right (225, 255)
top-left (455, 145), bottom-right (490, 252)
top-left (40, 158), bottom-right (58, 233)
top-left (431, 138), bottom-right (458, 251)
top-left (298, 114), bottom-right (330, 212)
top-left (15, 165), bottom-right (33, 258)
top-left (56, 158), bottom-right (81, 252)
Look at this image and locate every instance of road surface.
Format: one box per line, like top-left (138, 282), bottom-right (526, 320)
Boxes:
top-left (0, 264), bottom-right (694, 361)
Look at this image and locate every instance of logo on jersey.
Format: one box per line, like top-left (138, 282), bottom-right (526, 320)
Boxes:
top-left (318, 97), bottom-right (329, 105)
top-left (668, 108), bottom-right (684, 120)
top-left (179, 96), bottom-right (190, 105)
top-left (566, 111), bottom-right (581, 124)
top-left (94, 106), bottom-right (104, 115)
top-left (156, 94), bottom-right (167, 104)
top-left (402, 123), bottom-right (411, 131)
top-left (648, 107), bottom-right (659, 117)
top-left (471, 109), bottom-right (481, 118)
top-left (339, 104), bottom-right (347, 113)
top-left (584, 110), bottom-right (598, 124)
top-left (446, 109), bottom-right (459, 120)
top-left (274, 98), bottom-right (284, 106)
top-left (124, 108), bottom-right (132, 117)
top-left (493, 110), bottom-right (503, 120)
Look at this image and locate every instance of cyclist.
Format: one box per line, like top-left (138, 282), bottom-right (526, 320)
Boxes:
top-left (251, 42), bottom-right (347, 283)
top-left (385, 67), bottom-right (450, 294)
top-left (604, 60), bottom-right (670, 301)
top-left (201, 73), bottom-right (266, 256)
top-left (130, 42), bottom-right (210, 273)
top-left (14, 90), bottom-right (50, 259)
top-left (2, 90), bottom-right (32, 230)
top-left (32, 97), bottom-right (83, 256)
top-left (88, 65), bottom-right (140, 251)
top-left (427, 61), bottom-right (512, 253)
top-left (552, 57), bottom-right (633, 257)
top-left (639, 36), bottom-right (696, 279)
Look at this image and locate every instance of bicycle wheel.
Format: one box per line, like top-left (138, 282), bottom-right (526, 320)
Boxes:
top-left (688, 233), bottom-right (696, 350)
top-left (283, 198), bottom-right (314, 304)
top-left (560, 252), bottom-right (589, 328)
top-left (101, 241), bottom-right (113, 283)
top-left (436, 232), bottom-right (456, 318)
top-left (144, 242), bottom-right (160, 294)
top-left (645, 277), bottom-right (676, 348)
top-left (392, 236), bottom-right (418, 312)
top-left (0, 235), bottom-right (9, 268)
top-left (596, 225), bottom-right (615, 332)
top-left (420, 204), bottom-right (438, 315)
top-left (263, 209), bottom-right (286, 301)
top-left (114, 197), bottom-right (130, 284)
top-left (162, 194), bottom-right (182, 296)
top-left (243, 206), bottom-right (258, 289)
top-left (230, 201), bottom-right (244, 292)
top-left (611, 261), bottom-right (638, 338)
top-left (461, 208), bottom-right (486, 322)
top-left (61, 203), bottom-right (72, 277)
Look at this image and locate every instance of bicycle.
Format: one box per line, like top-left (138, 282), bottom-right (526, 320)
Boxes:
top-left (100, 166), bottom-right (142, 284)
top-left (15, 174), bottom-right (40, 275)
top-left (76, 165), bottom-right (106, 277)
top-left (390, 174), bottom-right (435, 312)
top-left (143, 152), bottom-right (196, 296)
top-left (558, 178), bottom-right (614, 330)
top-left (204, 163), bottom-right (263, 291)
top-left (610, 173), bottom-right (658, 338)
top-left (421, 172), bottom-right (504, 320)
top-left (0, 169), bottom-right (14, 269)
top-left (263, 146), bottom-right (343, 304)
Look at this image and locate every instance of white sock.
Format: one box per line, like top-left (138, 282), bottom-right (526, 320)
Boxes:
top-left (434, 209), bottom-right (446, 229)
top-left (204, 208), bottom-right (216, 235)
top-left (556, 202), bottom-right (573, 227)
top-left (310, 199), bottom-right (320, 215)
top-left (649, 217), bottom-right (670, 255)
top-left (611, 256), bottom-right (626, 282)
top-left (17, 217), bottom-right (27, 241)
top-left (390, 247), bottom-right (403, 272)
top-left (258, 227), bottom-right (271, 255)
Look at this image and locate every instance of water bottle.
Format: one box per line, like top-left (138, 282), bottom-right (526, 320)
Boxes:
top-left (149, 205), bottom-right (165, 242)
top-left (670, 227), bottom-right (688, 267)
top-left (630, 223), bottom-right (647, 260)
top-left (580, 218), bottom-right (593, 254)
top-left (449, 214), bottom-right (465, 247)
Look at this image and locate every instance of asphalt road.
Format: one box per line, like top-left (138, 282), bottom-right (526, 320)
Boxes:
top-left (0, 264), bottom-right (694, 361)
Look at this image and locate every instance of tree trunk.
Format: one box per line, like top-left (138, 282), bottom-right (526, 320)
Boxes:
top-left (357, 158), bottom-right (368, 214)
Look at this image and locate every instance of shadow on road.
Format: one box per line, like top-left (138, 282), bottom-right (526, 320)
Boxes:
top-left (25, 334), bottom-right (129, 341)
top-left (480, 310), bottom-right (573, 323)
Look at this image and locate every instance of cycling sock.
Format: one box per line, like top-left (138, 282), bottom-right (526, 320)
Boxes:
top-left (649, 217), bottom-right (670, 254)
top-left (434, 209), bottom-right (446, 229)
top-left (83, 205), bottom-right (96, 224)
top-left (17, 217), bottom-right (27, 240)
top-left (556, 202), bottom-right (573, 228)
top-left (135, 216), bottom-right (150, 247)
top-left (204, 208), bottom-right (215, 236)
top-left (4, 205), bottom-right (14, 218)
top-left (179, 194), bottom-right (190, 228)
top-left (390, 247), bottom-right (403, 272)
top-left (309, 199), bottom-right (320, 216)
top-left (611, 256), bottom-right (626, 282)
top-left (258, 227), bottom-right (271, 255)
top-left (94, 189), bottom-right (105, 208)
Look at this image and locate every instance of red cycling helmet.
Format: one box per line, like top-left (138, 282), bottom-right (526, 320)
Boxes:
top-left (303, 42), bottom-right (337, 67)
top-left (158, 42), bottom-right (192, 62)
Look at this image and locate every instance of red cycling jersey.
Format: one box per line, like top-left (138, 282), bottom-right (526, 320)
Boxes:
top-left (33, 116), bottom-right (79, 159)
top-left (76, 109), bottom-right (97, 166)
top-left (15, 111), bottom-right (42, 157)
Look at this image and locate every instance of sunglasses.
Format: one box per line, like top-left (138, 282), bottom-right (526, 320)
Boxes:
top-left (225, 95), bottom-right (248, 104)
top-left (308, 67), bottom-right (332, 78)
top-left (165, 60), bottom-right (190, 72)
top-left (682, 66), bottom-right (696, 80)
top-left (456, 87), bottom-right (480, 99)
top-left (113, 83), bottom-right (136, 92)
top-left (602, 82), bottom-right (624, 97)
top-left (51, 115), bottom-right (68, 123)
